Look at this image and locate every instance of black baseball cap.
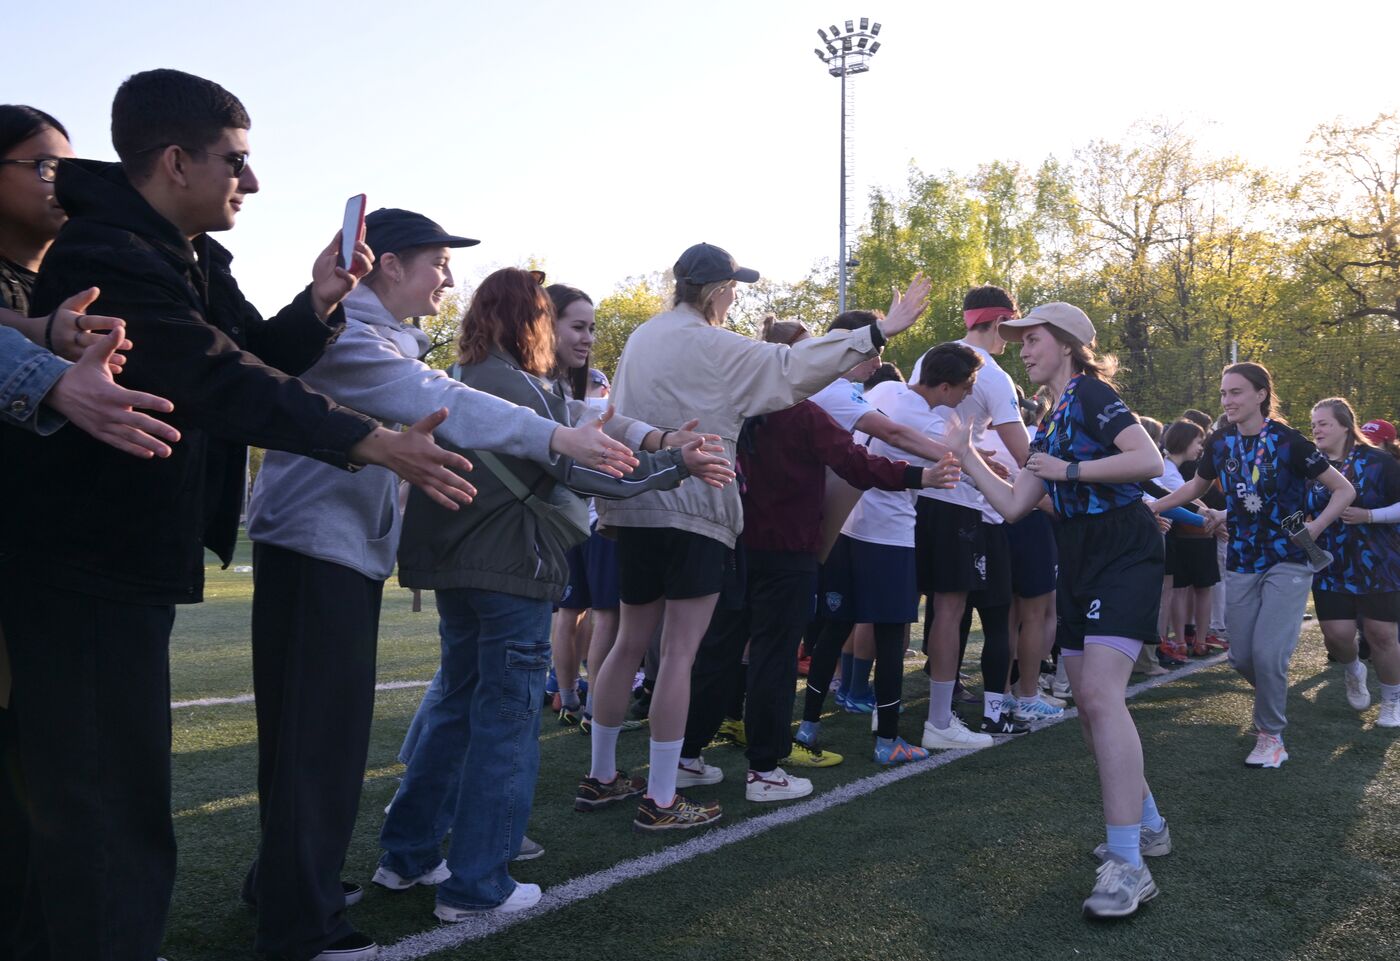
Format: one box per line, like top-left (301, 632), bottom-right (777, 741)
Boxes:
top-left (364, 208), bottom-right (479, 257)
top-left (674, 242), bottom-right (760, 285)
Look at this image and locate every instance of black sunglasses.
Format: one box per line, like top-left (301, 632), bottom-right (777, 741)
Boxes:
top-left (0, 158), bottom-right (60, 183)
top-left (137, 144), bottom-right (249, 177)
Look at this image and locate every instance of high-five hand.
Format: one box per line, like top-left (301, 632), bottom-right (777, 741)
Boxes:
top-left (552, 406), bottom-right (640, 478)
top-left (350, 409), bottom-right (477, 510)
top-left (878, 272), bottom-right (933, 338)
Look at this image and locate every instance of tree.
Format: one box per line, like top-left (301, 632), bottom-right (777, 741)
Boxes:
top-left (592, 274), bottom-right (668, 376)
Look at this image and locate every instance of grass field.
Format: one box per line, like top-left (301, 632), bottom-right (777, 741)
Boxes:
top-left (160, 540), bottom-right (1400, 960)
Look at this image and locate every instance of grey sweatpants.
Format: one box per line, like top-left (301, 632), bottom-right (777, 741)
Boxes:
top-left (1225, 562), bottom-right (1312, 735)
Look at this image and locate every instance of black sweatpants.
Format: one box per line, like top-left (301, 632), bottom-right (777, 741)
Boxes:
top-left (806, 620), bottom-right (907, 739)
top-left (0, 574), bottom-right (176, 961)
top-left (243, 543), bottom-right (383, 961)
top-left (682, 555), bottom-right (815, 772)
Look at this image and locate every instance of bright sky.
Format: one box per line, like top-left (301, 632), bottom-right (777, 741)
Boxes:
top-left (7, 0), bottom-right (1398, 312)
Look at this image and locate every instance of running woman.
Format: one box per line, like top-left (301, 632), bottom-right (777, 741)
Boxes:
top-left (1307, 398), bottom-right (1400, 727)
top-left (1153, 363), bottom-right (1354, 768)
top-left (949, 303), bottom-right (1169, 919)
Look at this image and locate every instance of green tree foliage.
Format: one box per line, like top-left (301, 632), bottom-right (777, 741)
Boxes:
top-left (812, 115), bottom-right (1400, 423)
top-left (592, 274), bottom-right (668, 376)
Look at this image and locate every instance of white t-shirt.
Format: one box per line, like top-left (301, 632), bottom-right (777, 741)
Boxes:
top-left (810, 377), bottom-right (870, 433)
top-left (976, 427), bottom-right (1023, 524)
top-left (861, 379), bottom-right (902, 413)
top-left (915, 340), bottom-right (1022, 513)
top-left (842, 384), bottom-right (941, 547)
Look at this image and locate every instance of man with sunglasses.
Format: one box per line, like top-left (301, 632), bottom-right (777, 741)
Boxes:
top-left (0, 69), bottom-right (480, 961)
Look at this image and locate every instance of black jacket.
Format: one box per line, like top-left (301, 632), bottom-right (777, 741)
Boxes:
top-left (0, 159), bottom-right (378, 605)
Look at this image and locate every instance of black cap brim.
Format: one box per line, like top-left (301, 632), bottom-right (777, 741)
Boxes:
top-left (440, 235), bottom-right (480, 248)
top-left (733, 266), bottom-right (760, 283)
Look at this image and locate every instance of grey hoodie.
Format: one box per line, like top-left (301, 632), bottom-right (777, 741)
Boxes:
top-left (246, 285), bottom-right (645, 580)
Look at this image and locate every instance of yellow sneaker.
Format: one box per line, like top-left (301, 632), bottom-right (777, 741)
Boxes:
top-left (781, 740), bottom-right (843, 768)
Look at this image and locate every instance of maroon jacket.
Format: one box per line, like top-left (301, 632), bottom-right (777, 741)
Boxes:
top-left (739, 400), bottom-right (924, 555)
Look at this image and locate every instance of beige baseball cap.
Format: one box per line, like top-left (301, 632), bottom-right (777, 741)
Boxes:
top-left (997, 302), bottom-right (1096, 346)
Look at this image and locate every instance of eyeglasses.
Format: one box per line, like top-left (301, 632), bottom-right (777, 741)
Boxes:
top-left (0, 158), bottom-right (61, 183)
top-left (136, 144), bottom-right (249, 177)
top-left (527, 269), bottom-right (547, 286)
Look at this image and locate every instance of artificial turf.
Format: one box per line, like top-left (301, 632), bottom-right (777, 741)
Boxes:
top-left (160, 543), bottom-right (1400, 960)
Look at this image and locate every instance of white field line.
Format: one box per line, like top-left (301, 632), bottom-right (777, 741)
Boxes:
top-left (170, 679), bottom-right (431, 710)
top-left (379, 653), bottom-right (1229, 960)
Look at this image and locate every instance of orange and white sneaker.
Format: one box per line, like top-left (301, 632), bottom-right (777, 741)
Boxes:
top-left (1244, 732), bottom-right (1289, 768)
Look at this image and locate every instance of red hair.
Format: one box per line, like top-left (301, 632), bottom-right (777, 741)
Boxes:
top-left (458, 268), bottom-right (556, 376)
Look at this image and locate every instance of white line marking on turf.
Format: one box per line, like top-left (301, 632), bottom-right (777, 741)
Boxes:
top-left (379, 653), bottom-right (1229, 960)
top-left (170, 679), bottom-right (431, 710)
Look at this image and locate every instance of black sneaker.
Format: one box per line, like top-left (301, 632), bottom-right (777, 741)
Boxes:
top-left (979, 714), bottom-right (1030, 736)
top-left (574, 770), bottom-right (647, 811)
top-left (312, 931), bottom-right (379, 960)
top-left (244, 880), bottom-right (362, 910)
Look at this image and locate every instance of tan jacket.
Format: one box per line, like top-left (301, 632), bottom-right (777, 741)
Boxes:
top-left (596, 303), bottom-right (881, 547)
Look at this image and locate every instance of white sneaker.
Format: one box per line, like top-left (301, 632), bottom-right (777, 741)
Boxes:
top-left (1052, 677), bottom-right (1073, 700)
top-left (1344, 660), bottom-right (1371, 711)
top-left (1041, 692), bottom-right (1068, 709)
top-left (1244, 731), bottom-right (1288, 768)
top-left (745, 767), bottom-right (813, 802)
top-left (435, 882), bottom-right (541, 921)
top-left (372, 859), bottom-right (450, 891)
top-left (676, 756), bottom-right (724, 787)
top-left (1013, 693), bottom-right (1066, 722)
top-left (921, 716), bottom-right (994, 750)
top-left (1378, 697), bottom-right (1400, 728)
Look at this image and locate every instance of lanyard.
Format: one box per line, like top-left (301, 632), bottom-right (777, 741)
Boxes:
top-left (1227, 421), bottom-right (1274, 514)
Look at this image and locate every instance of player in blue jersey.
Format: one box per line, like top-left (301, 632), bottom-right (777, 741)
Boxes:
top-left (950, 303), bottom-right (1168, 920)
top-left (1307, 398), bottom-right (1400, 727)
top-left (1154, 363), bottom-right (1354, 770)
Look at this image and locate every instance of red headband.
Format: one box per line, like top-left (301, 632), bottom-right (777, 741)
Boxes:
top-left (964, 306), bottom-right (1018, 329)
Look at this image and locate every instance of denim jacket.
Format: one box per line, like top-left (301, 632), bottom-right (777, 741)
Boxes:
top-left (0, 324), bottom-right (67, 434)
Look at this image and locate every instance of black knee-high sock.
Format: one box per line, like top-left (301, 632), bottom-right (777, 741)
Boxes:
top-left (873, 623), bottom-right (907, 740)
top-left (978, 602), bottom-right (1012, 695)
top-left (803, 620), bottom-right (852, 722)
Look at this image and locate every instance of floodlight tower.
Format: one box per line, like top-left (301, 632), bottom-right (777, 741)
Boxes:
top-left (813, 17), bottom-right (882, 312)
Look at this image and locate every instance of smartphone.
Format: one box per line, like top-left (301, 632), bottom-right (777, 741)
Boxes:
top-left (339, 194), bottom-right (367, 270)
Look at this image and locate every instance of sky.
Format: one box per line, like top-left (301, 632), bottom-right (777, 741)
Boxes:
top-left (6, 0), bottom-right (1399, 313)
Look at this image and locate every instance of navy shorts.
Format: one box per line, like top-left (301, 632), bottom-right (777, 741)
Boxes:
top-left (818, 534), bottom-right (919, 624)
top-left (1006, 509), bottom-right (1057, 599)
top-left (558, 541), bottom-right (591, 611)
top-left (583, 529), bottom-right (620, 609)
top-left (1055, 501), bottom-right (1164, 650)
top-left (1167, 535), bottom-right (1220, 589)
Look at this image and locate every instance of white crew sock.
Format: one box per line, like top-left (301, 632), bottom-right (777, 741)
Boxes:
top-left (588, 722), bottom-right (621, 782)
top-left (647, 737), bottom-right (686, 808)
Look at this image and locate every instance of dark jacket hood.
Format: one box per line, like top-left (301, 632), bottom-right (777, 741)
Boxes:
top-left (54, 159), bottom-right (198, 269)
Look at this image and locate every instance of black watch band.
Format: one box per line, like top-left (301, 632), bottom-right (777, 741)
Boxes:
top-left (1066, 462), bottom-right (1080, 483)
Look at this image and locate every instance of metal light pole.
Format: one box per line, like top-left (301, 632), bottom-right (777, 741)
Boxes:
top-left (813, 18), bottom-right (882, 313)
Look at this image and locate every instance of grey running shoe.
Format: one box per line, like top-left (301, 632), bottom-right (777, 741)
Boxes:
top-left (513, 836), bottom-right (545, 861)
top-left (1082, 854), bottom-right (1159, 919)
top-left (1093, 818), bottom-right (1172, 861)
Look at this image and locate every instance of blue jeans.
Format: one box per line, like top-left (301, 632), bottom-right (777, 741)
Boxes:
top-left (378, 588), bottom-right (551, 910)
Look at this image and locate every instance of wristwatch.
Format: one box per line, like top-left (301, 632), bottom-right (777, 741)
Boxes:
top-left (1065, 462), bottom-right (1081, 483)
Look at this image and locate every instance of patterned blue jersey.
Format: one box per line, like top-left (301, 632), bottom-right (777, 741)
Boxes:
top-left (1033, 375), bottom-right (1142, 519)
top-left (1196, 421), bottom-right (1330, 573)
top-left (1304, 445), bottom-right (1400, 594)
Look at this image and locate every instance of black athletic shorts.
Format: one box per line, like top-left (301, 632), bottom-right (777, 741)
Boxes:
top-left (916, 497), bottom-right (997, 596)
top-left (616, 526), bottom-right (730, 604)
top-left (1312, 588), bottom-right (1400, 624)
top-left (1006, 509), bottom-right (1057, 599)
top-left (1055, 501), bottom-right (1165, 650)
top-left (1167, 535), bottom-right (1221, 589)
